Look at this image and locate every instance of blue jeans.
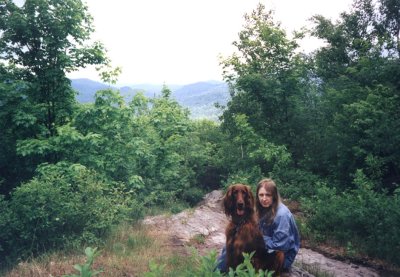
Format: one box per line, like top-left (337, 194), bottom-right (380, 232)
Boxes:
top-left (216, 246), bottom-right (227, 272)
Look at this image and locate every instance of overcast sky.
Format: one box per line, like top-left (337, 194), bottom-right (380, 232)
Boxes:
top-left (14, 0), bottom-right (354, 85)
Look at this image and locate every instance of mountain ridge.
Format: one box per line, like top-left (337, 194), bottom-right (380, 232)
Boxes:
top-left (71, 78), bottom-right (229, 120)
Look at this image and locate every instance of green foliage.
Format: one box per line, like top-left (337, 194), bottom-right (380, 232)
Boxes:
top-left (0, 64), bottom-right (39, 194)
top-left (0, 0), bottom-right (107, 137)
top-left (0, 0), bottom-right (108, 195)
top-left (302, 170), bottom-right (400, 265)
top-left (219, 113), bottom-right (292, 188)
top-left (187, 249), bottom-right (224, 277)
top-left (2, 162), bottom-right (140, 260)
top-left (187, 120), bottom-right (227, 191)
top-left (144, 250), bottom-right (274, 277)
top-left (97, 64), bottom-right (122, 85)
top-left (227, 252), bottom-right (274, 277)
top-left (69, 88), bottom-right (209, 206)
top-left (275, 169), bottom-right (322, 200)
top-left (308, 0), bottom-right (400, 186)
top-left (219, 3), bottom-right (311, 168)
top-left (216, 3), bottom-right (400, 268)
top-left (223, 168), bottom-right (262, 192)
top-left (144, 260), bottom-right (167, 277)
top-left (219, 0), bottom-right (400, 192)
top-left (63, 247), bottom-right (103, 277)
top-left (0, 196), bottom-right (14, 258)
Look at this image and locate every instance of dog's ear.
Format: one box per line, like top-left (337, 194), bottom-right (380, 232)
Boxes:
top-left (223, 186), bottom-right (233, 216)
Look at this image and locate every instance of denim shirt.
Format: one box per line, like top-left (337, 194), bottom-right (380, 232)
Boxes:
top-left (259, 202), bottom-right (300, 269)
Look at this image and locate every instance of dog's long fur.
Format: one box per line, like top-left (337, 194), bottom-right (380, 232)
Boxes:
top-left (223, 184), bottom-right (284, 275)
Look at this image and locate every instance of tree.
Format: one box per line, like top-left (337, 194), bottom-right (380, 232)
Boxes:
top-left (310, 0), bottom-right (400, 187)
top-left (0, 0), bottom-right (108, 193)
top-left (0, 63), bottom-right (37, 194)
top-left (219, 3), bottom-right (314, 164)
top-left (0, 0), bottom-right (107, 137)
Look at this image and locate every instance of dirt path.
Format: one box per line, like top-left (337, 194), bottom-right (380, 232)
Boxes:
top-left (143, 190), bottom-right (381, 277)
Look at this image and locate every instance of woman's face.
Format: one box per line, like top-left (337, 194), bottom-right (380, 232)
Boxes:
top-left (258, 187), bottom-right (273, 208)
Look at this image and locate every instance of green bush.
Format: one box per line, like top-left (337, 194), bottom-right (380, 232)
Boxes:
top-left (3, 162), bottom-right (141, 260)
top-left (223, 167), bottom-right (263, 191)
top-left (302, 170), bottom-right (400, 265)
top-left (0, 195), bottom-right (15, 264)
top-left (72, 90), bottom-right (215, 208)
top-left (181, 186), bottom-right (206, 206)
top-left (274, 168), bottom-right (322, 200)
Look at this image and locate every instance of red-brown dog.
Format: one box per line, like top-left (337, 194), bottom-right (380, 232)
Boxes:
top-left (223, 184), bottom-right (284, 275)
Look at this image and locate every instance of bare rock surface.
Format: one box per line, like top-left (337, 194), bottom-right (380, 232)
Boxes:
top-left (296, 248), bottom-right (379, 277)
top-left (142, 190), bottom-right (380, 277)
top-left (142, 190), bottom-right (227, 253)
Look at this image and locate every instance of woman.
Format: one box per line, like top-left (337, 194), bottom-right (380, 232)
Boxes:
top-left (256, 178), bottom-right (300, 273)
top-left (217, 178), bottom-right (300, 274)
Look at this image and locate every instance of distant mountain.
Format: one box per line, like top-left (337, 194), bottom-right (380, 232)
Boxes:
top-left (71, 78), bottom-right (112, 103)
top-left (128, 83), bottom-right (183, 96)
top-left (71, 79), bottom-right (180, 102)
top-left (174, 81), bottom-right (228, 103)
top-left (171, 81), bottom-right (229, 120)
top-left (70, 78), bottom-right (230, 120)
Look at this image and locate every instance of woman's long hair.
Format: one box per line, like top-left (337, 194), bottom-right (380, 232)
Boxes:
top-left (256, 178), bottom-right (281, 225)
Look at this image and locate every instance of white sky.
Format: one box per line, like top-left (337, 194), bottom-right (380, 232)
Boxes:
top-left (14, 0), bottom-right (354, 85)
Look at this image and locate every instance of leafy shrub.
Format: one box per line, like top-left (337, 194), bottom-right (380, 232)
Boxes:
top-left (0, 195), bottom-right (15, 264)
top-left (274, 168), bottom-right (322, 200)
top-left (223, 167), bottom-right (263, 191)
top-left (302, 170), bottom-right (400, 265)
top-left (218, 114), bottom-right (293, 191)
top-left (72, 89), bottom-right (216, 208)
top-left (4, 162), bottom-right (141, 260)
top-left (180, 186), bottom-right (206, 206)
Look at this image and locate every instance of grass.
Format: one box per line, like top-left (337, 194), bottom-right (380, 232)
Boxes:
top-left (1, 225), bottom-right (355, 277)
top-left (2, 251), bottom-right (86, 277)
top-left (187, 234), bottom-right (206, 246)
top-left (1, 222), bottom-right (195, 277)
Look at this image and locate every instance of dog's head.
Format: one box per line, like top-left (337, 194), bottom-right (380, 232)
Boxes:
top-left (223, 184), bottom-right (255, 218)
